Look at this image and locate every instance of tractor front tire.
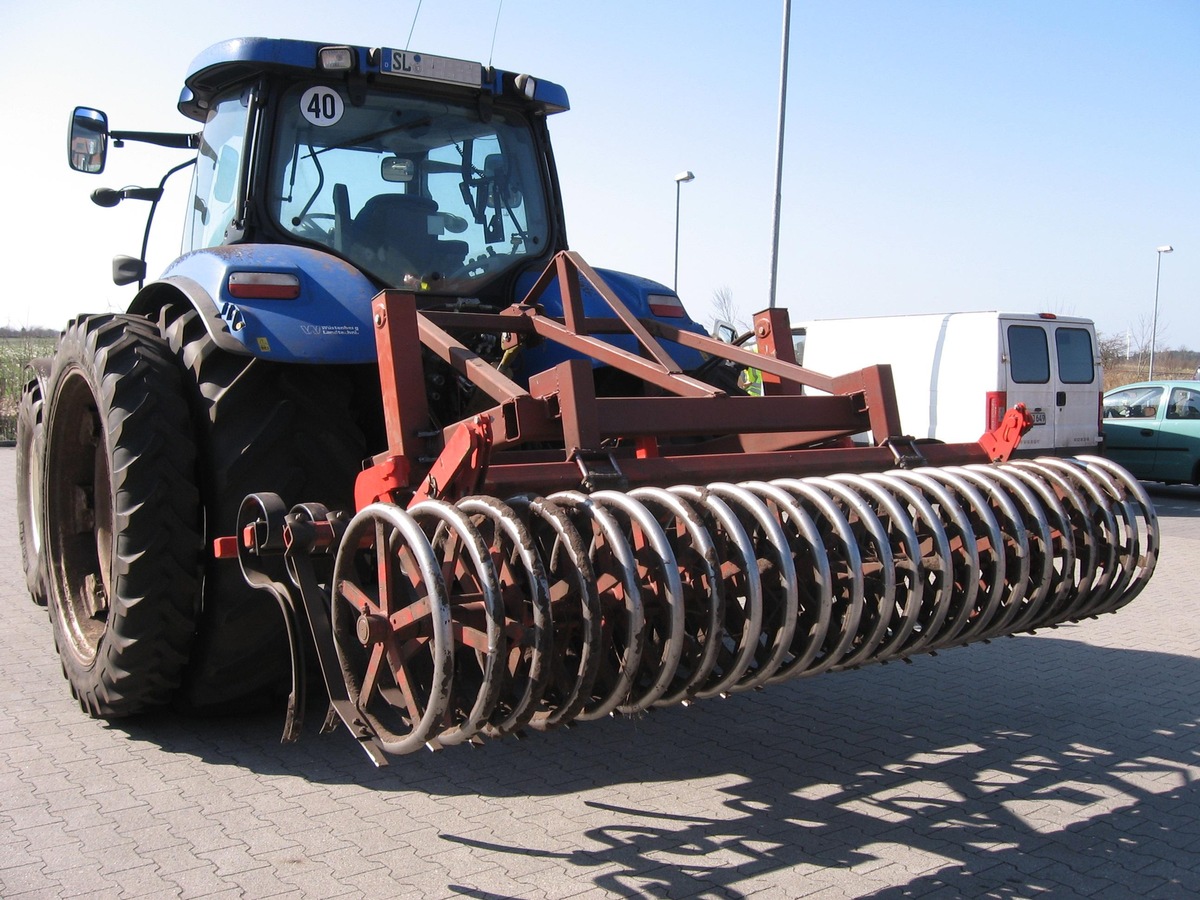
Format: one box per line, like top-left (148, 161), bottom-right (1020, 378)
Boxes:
top-left (42, 316), bottom-right (202, 717)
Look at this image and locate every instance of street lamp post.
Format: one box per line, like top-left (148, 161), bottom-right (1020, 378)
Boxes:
top-left (1149, 245), bottom-right (1174, 380)
top-left (673, 170), bottom-right (694, 292)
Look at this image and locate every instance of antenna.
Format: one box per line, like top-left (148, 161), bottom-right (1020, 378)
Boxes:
top-left (488, 0), bottom-right (505, 67)
top-left (405, 0), bottom-right (424, 50)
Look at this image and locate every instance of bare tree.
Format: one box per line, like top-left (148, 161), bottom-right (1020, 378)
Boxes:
top-left (708, 286), bottom-right (749, 336)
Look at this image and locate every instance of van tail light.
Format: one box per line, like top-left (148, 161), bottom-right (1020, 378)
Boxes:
top-left (986, 391), bottom-right (1007, 432)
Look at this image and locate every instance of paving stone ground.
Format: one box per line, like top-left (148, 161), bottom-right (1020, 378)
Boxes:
top-left (2, 445), bottom-right (1197, 899)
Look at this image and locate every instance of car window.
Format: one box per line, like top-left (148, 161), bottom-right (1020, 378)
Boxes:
top-left (1008, 325), bottom-right (1050, 384)
top-left (1165, 387), bottom-right (1200, 420)
top-left (1103, 386), bottom-right (1165, 419)
top-left (1055, 327), bottom-right (1095, 384)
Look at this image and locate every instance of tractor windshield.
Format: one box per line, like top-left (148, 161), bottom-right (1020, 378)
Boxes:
top-left (269, 81), bottom-right (552, 293)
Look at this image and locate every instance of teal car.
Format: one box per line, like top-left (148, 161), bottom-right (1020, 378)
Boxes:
top-left (1102, 380), bottom-right (1200, 484)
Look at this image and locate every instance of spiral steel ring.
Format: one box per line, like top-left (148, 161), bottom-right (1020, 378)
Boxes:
top-left (329, 456), bottom-right (1158, 753)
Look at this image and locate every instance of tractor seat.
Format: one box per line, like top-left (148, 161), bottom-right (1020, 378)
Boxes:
top-left (349, 193), bottom-right (467, 284)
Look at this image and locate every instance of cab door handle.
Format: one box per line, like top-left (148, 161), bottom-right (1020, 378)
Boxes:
top-left (1140, 429), bottom-right (1154, 437)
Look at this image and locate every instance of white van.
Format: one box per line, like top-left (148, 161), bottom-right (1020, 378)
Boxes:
top-left (791, 312), bottom-right (1103, 456)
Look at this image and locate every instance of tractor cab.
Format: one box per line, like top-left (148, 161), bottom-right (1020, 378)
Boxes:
top-left (70, 38), bottom-right (570, 302)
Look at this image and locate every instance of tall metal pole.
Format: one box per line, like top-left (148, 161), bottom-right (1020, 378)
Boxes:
top-left (674, 179), bottom-right (682, 292)
top-left (1149, 245), bottom-right (1173, 380)
top-left (767, 0), bottom-right (792, 308)
top-left (673, 170), bottom-right (694, 292)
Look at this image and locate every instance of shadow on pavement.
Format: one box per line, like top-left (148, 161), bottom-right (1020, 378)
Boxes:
top-left (108, 629), bottom-right (1200, 898)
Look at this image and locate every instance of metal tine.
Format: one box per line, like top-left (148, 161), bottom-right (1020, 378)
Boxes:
top-left (1049, 461), bottom-right (1138, 617)
top-left (331, 502), bottom-right (455, 755)
top-left (547, 492), bottom-right (644, 720)
top-left (769, 478), bottom-right (866, 675)
top-left (669, 485), bottom-right (764, 699)
top-left (879, 470), bottom-right (981, 648)
top-left (702, 483), bottom-right (799, 690)
top-left (589, 490), bottom-right (687, 712)
top-left (827, 473), bottom-right (925, 663)
top-left (1076, 454), bottom-right (1160, 611)
top-left (629, 487), bottom-right (726, 708)
top-left (457, 496), bottom-right (554, 740)
top-left (409, 500), bottom-right (507, 747)
top-left (1023, 458), bottom-right (1121, 618)
top-left (993, 464), bottom-right (1080, 628)
top-left (861, 472), bottom-right (955, 656)
top-left (803, 476), bottom-right (897, 671)
top-left (1007, 460), bottom-right (1101, 623)
top-left (940, 466), bottom-right (1032, 638)
top-left (738, 481), bottom-right (833, 685)
top-left (962, 465), bottom-right (1056, 634)
top-left (911, 467), bottom-right (1008, 644)
top-left (505, 495), bottom-right (602, 731)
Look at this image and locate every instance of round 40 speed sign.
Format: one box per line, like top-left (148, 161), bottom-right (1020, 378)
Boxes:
top-left (299, 86), bottom-right (344, 127)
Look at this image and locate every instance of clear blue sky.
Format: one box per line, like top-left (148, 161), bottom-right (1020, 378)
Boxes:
top-left (4, 0), bottom-right (1196, 349)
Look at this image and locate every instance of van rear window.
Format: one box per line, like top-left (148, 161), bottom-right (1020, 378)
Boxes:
top-left (1055, 327), bottom-right (1095, 384)
top-left (1007, 325), bottom-right (1050, 383)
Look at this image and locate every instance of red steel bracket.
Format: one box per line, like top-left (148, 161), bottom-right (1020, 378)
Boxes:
top-left (978, 403), bottom-right (1034, 462)
top-left (409, 415), bottom-right (493, 506)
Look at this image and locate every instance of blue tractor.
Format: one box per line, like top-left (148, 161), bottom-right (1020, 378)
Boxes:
top-left (19, 38), bottom-right (1155, 762)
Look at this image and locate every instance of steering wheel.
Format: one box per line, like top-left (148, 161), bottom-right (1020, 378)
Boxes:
top-left (293, 212), bottom-right (337, 242)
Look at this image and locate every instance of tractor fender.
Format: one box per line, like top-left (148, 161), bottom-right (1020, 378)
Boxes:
top-left (129, 245), bottom-right (380, 364)
top-left (515, 266), bottom-right (707, 374)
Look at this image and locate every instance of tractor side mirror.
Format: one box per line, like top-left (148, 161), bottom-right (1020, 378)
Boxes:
top-left (69, 107), bottom-right (109, 174)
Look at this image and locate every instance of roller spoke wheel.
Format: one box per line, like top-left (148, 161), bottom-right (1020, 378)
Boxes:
top-left (332, 503), bottom-right (453, 755)
top-left (410, 500), bottom-right (506, 747)
top-left (507, 496), bottom-right (601, 731)
top-left (458, 497), bottom-right (553, 739)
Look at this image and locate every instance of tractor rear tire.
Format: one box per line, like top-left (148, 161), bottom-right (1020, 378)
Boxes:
top-left (42, 316), bottom-right (202, 717)
top-left (156, 304), bottom-right (368, 711)
top-left (16, 366), bottom-right (50, 606)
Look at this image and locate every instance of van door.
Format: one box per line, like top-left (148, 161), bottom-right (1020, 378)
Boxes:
top-left (1050, 324), bottom-right (1100, 453)
top-left (1004, 323), bottom-right (1055, 452)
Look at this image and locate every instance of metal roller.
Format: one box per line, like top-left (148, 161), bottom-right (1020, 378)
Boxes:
top-left (1075, 455), bottom-right (1159, 612)
top-left (547, 491), bottom-right (646, 720)
top-left (318, 453), bottom-right (1157, 750)
top-left (628, 487), bottom-right (725, 708)
top-left (768, 478), bottom-right (867, 676)
top-left (738, 481), bottom-right (833, 684)
top-left (803, 476), bottom-right (899, 671)
top-left (586, 490), bottom-right (687, 712)
top-left (504, 495), bottom-right (602, 731)
top-left (962, 465), bottom-right (1056, 634)
top-left (331, 503), bottom-right (455, 755)
top-left (407, 500), bottom-right (506, 747)
top-left (860, 471), bottom-right (955, 656)
top-left (668, 485), bottom-right (766, 699)
top-left (703, 483), bottom-right (800, 691)
top-left (989, 463), bottom-right (1078, 628)
top-left (873, 470), bottom-right (982, 649)
top-left (455, 496), bottom-right (553, 739)
top-left (1007, 461), bottom-right (1101, 623)
top-left (826, 473), bottom-right (925, 663)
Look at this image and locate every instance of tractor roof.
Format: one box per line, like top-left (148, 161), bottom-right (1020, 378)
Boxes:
top-left (178, 37), bottom-right (569, 122)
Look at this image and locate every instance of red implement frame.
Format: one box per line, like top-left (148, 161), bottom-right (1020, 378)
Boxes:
top-left (354, 251), bottom-right (1029, 508)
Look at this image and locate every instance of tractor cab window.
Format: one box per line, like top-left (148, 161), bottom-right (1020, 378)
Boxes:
top-left (269, 81), bottom-right (551, 293)
top-left (185, 88), bottom-right (251, 252)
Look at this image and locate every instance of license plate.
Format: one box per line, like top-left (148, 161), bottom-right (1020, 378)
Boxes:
top-left (1031, 410), bottom-right (1047, 425)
